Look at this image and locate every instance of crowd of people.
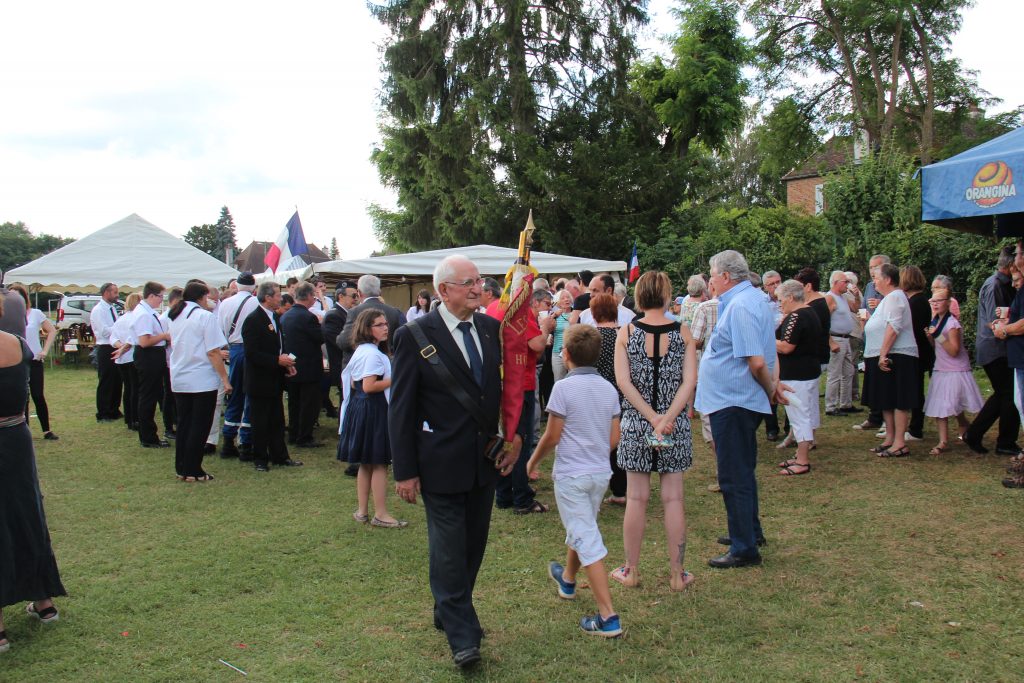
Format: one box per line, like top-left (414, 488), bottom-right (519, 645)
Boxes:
top-left (3, 240), bottom-right (1024, 663)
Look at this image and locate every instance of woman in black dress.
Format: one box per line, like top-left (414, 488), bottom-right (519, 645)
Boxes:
top-left (794, 267), bottom-right (833, 367)
top-left (0, 295), bottom-right (66, 654)
top-left (901, 266), bottom-right (934, 441)
top-left (590, 293), bottom-right (626, 504)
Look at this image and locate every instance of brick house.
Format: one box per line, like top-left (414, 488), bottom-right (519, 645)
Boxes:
top-left (782, 137), bottom-right (854, 215)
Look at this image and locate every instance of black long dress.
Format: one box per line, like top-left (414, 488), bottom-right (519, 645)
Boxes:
top-left (0, 335), bottom-right (66, 607)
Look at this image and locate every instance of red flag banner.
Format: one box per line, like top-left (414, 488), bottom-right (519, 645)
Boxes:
top-left (496, 273), bottom-right (535, 442)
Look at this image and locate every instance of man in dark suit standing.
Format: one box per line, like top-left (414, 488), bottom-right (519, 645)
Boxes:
top-left (322, 281), bottom-right (356, 401)
top-left (280, 282), bottom-right (325, 448)
top-left (338, 274), bottom-right (406, 370)
top-left (242, 282), bottom-right (302, 472)
top-left (390, 255), bottom-right (520, 670)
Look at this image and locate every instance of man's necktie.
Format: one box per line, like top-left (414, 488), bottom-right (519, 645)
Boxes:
top-left (457, 321), bottom-right (483, 387)
top-left (110, 306), bottom-right (117, 322)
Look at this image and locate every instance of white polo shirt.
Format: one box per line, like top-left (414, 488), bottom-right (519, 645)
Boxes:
top-left (169, 302), bottom-right (228, 393)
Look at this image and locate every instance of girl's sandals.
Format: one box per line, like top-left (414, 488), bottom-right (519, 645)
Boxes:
top-left (370, 517), bottom-right (409, 528)
top-left (878, 446), bottom-right (911, 458)
top-left (26, 602), bottom-right (59, 623)
top-left (779, 462), bottom-right (811, 476)
top-left (181, 474), bottom-right (214, 482)
top-left (610, 565), bottom-right (639, 587)
top-left (869, 444), bottom-right (894, 454)
top-left (669, 570), bottom-right (695, 592)
top-left (929, 442), bottom-right (949, 456)
top-left (352, 511), bottom-right (369, 523)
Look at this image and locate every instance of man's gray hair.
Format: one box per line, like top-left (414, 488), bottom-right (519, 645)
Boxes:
top-left (533, 278), bottom-right (550, 292)
top-left (294, 282), bottom-right (315, 301)
top-left (357, 274), bottom-right (382, 297)
top-left (932, 274), bottom-right (954, 292)
top-left (613, 282), bottom-right (627, 299)
top-left (256, 282), bottom-right (279, 303)
top-left (762, 270), bottom-right (780, 283)
top-left (481, 277), bottom-right (501, 299)
top-left (870, 254), bottom-right (892, 265)
top-left (829, 270), bottom-right (847, 286)
top-left (748, 272), bottom-right (763, 287)
top-left (687, 274), bottom-right (708, 297)
top-left (532, 289), bottom-right (552, 304)
top-left (844, 271), bottom-right (858, 286)
top-left (709, 250), bottom-right (750, 282)
top-left (433, 254), bottom-right (473, 291)
top-left (776, 279), bottom-right (805, 302)
top-left (997, 246), bottom-right (1015, 270)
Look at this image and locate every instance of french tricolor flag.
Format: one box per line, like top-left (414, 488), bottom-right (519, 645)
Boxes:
top-left (628, 240), bottom-right (640, 284)
top-left (264, 211), bottom-right (309, 273)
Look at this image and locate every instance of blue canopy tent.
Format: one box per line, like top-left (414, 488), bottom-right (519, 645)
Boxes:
top-left (920, 126), bottom-right (1024, 236)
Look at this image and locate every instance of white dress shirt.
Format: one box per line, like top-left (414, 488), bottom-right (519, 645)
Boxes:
top-left (217, 290), bottom-right (260, 344)
top-left (109, 308), bottom-right (138, 364)
top-left (437, 303), bottom-right (482, 368)
top-left (169, 302), bottom-right (228, 393)
top-left (131, 300), bottom-right (167, 347)
top-left (90, 299), bottom-right (119, 345)
top-left (578, 304), bottom-right (636, 327)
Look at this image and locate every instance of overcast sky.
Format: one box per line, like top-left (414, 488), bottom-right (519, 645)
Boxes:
top-left (1, 0), bottom-right (1020, 260)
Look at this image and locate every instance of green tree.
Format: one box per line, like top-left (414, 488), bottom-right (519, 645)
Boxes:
top-left (750, 97), bottom-right (820, 202)
top-left (370, 0), bottom-right (648, 252)
top-left (0, 221), bottom-right (74, 272)
top-left (631, 0), bottom-right (748, 159)
top-left (329, 237), bottom-right (339, 260)
top-left (215, 206), bottom-right (237, 253)
top-left (183, 224), bottom-right (222, 259)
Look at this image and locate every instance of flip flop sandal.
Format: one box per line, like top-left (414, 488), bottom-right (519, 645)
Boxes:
top-left (878, 446), bottom-right (911, 458)
top-left (610, 565), bottom-right (639, 587)
top-left (929, 443), bottom-right (949, 456)
top-left (778, 458), bottom-right (798, 468)
top-left (670, 570), bottom-right (695, 592)
top-left (353, 511), bottom-right (369, 523)
top-left (869, 444), bottom-right (894, 454)
top-left (778, 463), bottom-right (811, 476)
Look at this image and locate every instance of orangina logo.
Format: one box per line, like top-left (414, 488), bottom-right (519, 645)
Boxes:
top-left (966, 161), bottom-right (1016, 207)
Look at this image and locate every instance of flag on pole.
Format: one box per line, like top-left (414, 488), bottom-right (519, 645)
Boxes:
top-left (264, 211), bottom-right (309, 273)
top-left (628, 240), bottom-right (640, 283)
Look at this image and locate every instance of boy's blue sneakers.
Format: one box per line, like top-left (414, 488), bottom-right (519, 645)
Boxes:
top-left (548, 561), bottom-right (576, 600)
top-left (580, 612), bottom-right (623, 638)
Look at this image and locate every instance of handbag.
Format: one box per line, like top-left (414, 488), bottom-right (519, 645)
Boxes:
top-left (406, 320), bottom-right (504, 461)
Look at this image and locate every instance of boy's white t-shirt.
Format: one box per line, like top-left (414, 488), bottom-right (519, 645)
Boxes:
top-left (545, 367), bottom-right (620, 481)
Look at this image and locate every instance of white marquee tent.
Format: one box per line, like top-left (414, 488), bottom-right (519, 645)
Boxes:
top-left (7, 214), bottom-right (239, 292)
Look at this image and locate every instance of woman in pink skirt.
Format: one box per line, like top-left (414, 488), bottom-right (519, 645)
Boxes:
top-left (923, 286), bottom-right (984, 455)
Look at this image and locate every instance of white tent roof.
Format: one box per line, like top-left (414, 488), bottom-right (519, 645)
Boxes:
top-left (313, 244), bottom-right (627, 285)
top-left (8, 214), bottom-right (239, 291)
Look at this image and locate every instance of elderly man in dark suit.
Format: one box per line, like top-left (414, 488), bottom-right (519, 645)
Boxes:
top-left (390, 255), bottom-right (520, 670)
top-left (338, 274), bottom-right (406, 370)
top-left (242, 282), bottom-right (302, 472)
top-left (280, 282), bottom-right (325, 448)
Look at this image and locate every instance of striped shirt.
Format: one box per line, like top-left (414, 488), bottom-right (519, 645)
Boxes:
top-left (695, 280), bottom-right (776, 415)
top-left (545, 367), bottom-right (620, 481)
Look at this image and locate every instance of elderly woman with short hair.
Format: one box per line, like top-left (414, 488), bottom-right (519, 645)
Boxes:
top-left (550, 289), bottom-right (574, 382)
top-left (862, 263), bottom-right (919, 457)
top-left (774, 280), bottom-right (823, 475)
top-left (679, 275), bottom-right (708, 327)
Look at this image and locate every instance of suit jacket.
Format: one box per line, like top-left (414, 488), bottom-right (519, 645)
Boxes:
top-left (280, 304), bottom-right (325, 384)
top-left (389, 309), bottom-right (501, 494)
top-left (242, 306), bottom-right (286, 397)
top-left (322, 305), bottom-right (347, 386)
top-left (338, 297), bottom-right (406, 368)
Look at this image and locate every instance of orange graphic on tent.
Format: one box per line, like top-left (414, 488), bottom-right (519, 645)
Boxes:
top-left (966, 161), bottom-right (1015, 208)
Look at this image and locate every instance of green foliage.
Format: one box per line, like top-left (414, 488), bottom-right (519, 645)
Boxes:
top-left (0, 221), bottom-right (74, 272)
top-left (329, 237), bottom-right (339, 260)
top-left (750, 97), bottom-right (820, 201)
top-left (183, 224), bottom-right (222, 259)
top-left (631, 0), bottom-right (748, 158)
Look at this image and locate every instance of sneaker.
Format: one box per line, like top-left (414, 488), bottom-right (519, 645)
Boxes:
top-left (580, 613), bottom-right (622, 638)
top-left (852, 421), bottom-right (881, 431)
top-left (904, 432), bottom-right (923, 442)
top-left (548, 561), bottom-right (576, 600)
top-left (875, 428), bottom-right (887, 439)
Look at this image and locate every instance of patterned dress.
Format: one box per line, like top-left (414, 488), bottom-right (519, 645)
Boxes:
top-left (617, 320), bottom-right (693, 473)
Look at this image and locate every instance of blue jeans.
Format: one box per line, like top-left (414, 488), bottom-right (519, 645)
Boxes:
top-left (496, 391), bottom-right (536, 509)
top-left (221, 344), bottom-right (251, 445)
top-left (709, 406), bottom-right (765, 558)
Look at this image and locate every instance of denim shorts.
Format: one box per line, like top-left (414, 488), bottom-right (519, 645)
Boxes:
top-left (553, 472), bottom-right (611, 567)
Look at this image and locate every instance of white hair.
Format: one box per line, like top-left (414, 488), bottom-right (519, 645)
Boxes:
top-left (709, 250), bottom-right (750, 282)
top-left (613, 282), bottom-right (627, 299)
top-left (357, 274), bottom-right (381, 297)
top-left (686, 274), bottom-right (708, 297)
top-left (844, 271), bottom-right (858, 286)
top-left (829, 270), bottom-right (847, 286)
top-left (555, 289), bottom-right (573, 306)
top-left (533, 277), bottom-right (550, 291)
top-left (433, 254), bottom-right (474, 290)
top-left (762, 270), bottom-right (780, 282)
top-left (776, 279), bottom-right (805, 302)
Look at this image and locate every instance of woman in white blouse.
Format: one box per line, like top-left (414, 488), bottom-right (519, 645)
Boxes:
top-left (862, 263), bottom-right (920, 458)
top-left (405, 289), bottom-right (431, 322)
top-left (11, 285), bottom-right (58, 440)
top-left (167, 282), bottom-right (230, 482)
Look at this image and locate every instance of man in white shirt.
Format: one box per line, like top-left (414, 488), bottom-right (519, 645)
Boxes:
top-left (90, 282), bottom-right (123, 422)
top-left (132, 281), bottom-right (171, 448)
top-left (579, 275), bottom-right (635, 326)
top-left (217, 272), bottom-right (260, 460)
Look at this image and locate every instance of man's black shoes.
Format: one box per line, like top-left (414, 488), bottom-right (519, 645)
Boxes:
top-left (220, 440), bottom-right (240, 459)
top-left (344, 464), bottom-right (359, 477)
top-left (141, 440), bottom-right (170, 449)
top-left (765, 430), bottom-right (779, 441)
top-left (708, 552), bottom-right (762, 569)
top-left (452, 647), bottom-right (481, 669)
top-left (717, 536), bottom-right (766, 547)
top-left (995, 445), bottom-right (1022, 456)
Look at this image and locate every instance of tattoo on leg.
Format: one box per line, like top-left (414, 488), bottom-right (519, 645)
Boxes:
top-left (677, 541), bottom-right (686, 568)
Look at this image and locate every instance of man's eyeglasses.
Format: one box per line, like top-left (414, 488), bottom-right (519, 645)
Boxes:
top-left (444, 278), bottom-right (485, 288)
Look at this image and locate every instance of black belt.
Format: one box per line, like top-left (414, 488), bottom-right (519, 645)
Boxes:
top-left (830, 333), bottom-right (851, 339)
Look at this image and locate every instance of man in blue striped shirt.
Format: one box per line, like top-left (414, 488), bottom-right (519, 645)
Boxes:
top-left (695, 250), bottom-right (787, 568)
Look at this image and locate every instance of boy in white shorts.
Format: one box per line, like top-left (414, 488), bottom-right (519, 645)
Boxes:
top-left (527, 325), bottom-right (622, 637)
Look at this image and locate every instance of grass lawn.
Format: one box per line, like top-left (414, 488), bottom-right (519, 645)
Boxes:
top-left (3, 366), bottom-right (1024, 681)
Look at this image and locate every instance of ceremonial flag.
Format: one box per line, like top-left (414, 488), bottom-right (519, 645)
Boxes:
top-left (495, 211), bottom-right (539, 446)
top-left (628, 240), bottom-right (640, 283)
top-left (264, 211), bottom-right (309, 273)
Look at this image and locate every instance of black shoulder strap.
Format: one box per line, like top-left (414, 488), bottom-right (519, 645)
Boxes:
top-left (406, 320), bottom-right (491, 433)
top-left (228, 293), bottom-right (254, 337)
